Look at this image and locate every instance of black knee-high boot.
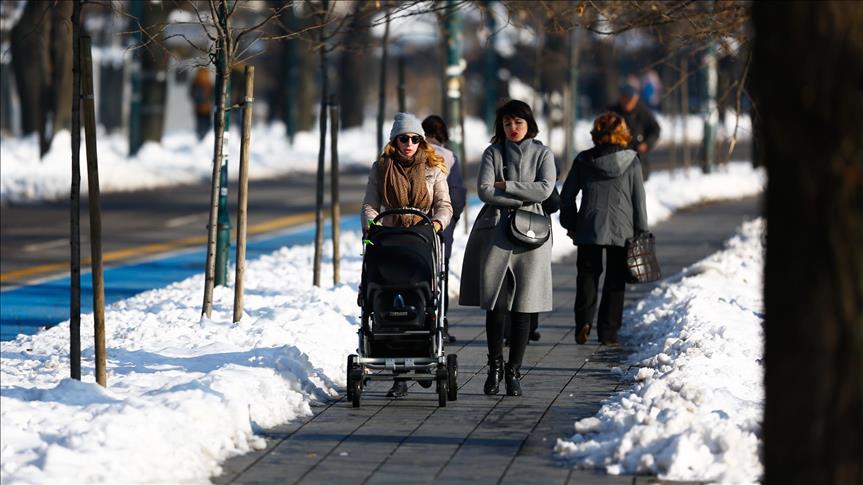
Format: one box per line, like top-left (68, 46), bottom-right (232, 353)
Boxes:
top-left (505, 312), bottom-right (531, 396)
top-left (484, 310), bottom-right (506, 395)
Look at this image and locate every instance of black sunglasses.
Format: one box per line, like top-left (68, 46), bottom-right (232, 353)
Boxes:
top-left (396, 134), bottom-right (422, 145)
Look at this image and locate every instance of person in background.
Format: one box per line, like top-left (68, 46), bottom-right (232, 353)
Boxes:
top-left (189, 67), bottom-right (213, 140)
top-left (559, 112), bottom-right (648, 346)
top-left (422, 115), bottom-right (466, 344)
top-left (460, 100), bottom-right (555, 397)
top-left (361, 112), bottom-right (453, 398)
top-left (608, 82), bottom-right (660, 180)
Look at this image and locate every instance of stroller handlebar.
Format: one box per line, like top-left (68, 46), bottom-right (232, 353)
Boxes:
top-left (373, 207), bottom-right (433, 225)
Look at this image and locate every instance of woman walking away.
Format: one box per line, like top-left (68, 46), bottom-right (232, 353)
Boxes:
top-left (559, 112), bottom-right (648, 345)
top-left (459, 100), bottom-right (555, 397)
top-left (422, 115), bottom-right (467, 343)
top-left (361, 112), bottom-right (453, 398)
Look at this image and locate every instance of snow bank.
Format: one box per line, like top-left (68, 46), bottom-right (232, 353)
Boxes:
top-left (1, 110), bottom-right (750, 205)
top-left (555, 219), bottom-right (766, 484)
top-left (0, 234), bottom-right (363, 483)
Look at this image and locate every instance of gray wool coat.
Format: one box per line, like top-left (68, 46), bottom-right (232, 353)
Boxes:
top-left (459, 139), bottom-right (556, 313)
top-left (559, 145), bottom-right (649, 247)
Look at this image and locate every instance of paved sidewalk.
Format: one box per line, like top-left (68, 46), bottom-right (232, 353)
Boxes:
top-left (215, 196), bottom-right (760, 485)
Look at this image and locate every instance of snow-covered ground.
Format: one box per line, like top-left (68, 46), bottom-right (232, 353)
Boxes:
top-left (555, 219), bottom-right (765, 484)
top-left (0, 112), bottom-right (750, 204)
top-left (0, 163), bottom-right (764, 483)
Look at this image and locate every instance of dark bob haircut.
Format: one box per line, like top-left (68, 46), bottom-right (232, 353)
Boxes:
top-left (490, 99), bottom-right (539, 145)
top-left (421, 115), bottom-right (449, 143)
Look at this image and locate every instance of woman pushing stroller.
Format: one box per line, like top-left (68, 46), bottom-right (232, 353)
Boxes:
top-left (361, 112), bottom-right (453, 398)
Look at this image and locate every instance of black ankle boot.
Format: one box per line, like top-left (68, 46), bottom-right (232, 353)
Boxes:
top-left (483, 355), bottom-right (504, 395)
top-left (505, 363), bottom-right (522, 396)
top-left (386, 380), bottom-right (408, 398)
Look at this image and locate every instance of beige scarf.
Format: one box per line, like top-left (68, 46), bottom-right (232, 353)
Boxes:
top-left (378, 149), bottom-right (432, 227)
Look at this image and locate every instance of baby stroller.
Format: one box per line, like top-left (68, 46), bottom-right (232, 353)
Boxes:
top-left (348, 207), bottom-right (458, 407)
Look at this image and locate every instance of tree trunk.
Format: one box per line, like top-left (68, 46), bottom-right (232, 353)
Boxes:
top-left (754, 2), bottom-right (863, 484)
top-left (338, 1), bottom-right (371, 128)
top-left (49, 2), bottom-right (74, 138)
top-left (10, 1), bottom-right (50, 138)
top-left (139, 2), bottom-right (168, 143)
top-left (201, 11), bottom-right (231, 318)
top-left (313, 2), bottom-right (329, 288)
top-left (376, 8), bottom-right (390, 156)
top-left (70, 0), bottom-right (82, 381)
top-left (295, 2), bottom-right (316, 132)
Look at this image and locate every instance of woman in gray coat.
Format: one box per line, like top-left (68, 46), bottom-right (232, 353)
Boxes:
top-left (459, 100), bottom-right (555, 397)
top-left (559, 112), bottom-right (648, 345)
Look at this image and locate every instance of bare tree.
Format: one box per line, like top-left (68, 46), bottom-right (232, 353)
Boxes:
top-left (194, 0), bottom-right (296, 317)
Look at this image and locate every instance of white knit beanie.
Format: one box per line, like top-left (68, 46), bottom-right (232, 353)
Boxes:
top-left (389, 112), bottom-right (424, 141)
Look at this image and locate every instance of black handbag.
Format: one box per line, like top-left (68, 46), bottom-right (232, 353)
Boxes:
top-left (624, 232), bottom-right (662, 283)
top-left (508, 209), bottom-right (551, 248)
top-left (500, 144), bottom-right (551, 249)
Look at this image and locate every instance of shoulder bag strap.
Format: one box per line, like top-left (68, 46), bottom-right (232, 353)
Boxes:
top-left (499, 143), bottom-right (508, 182)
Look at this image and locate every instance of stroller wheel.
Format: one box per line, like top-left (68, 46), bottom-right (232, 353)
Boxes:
top-left (346, 355), bottom-right (357, 400)
top-left (446, 354), bottom-right (458, 401)
top-left (351, 377), bottom-right (362, 408)
top-left (436, 377), bottom-right (447, 407)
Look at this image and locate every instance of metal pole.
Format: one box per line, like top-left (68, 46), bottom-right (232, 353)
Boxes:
top-left (563, 29), bottom-right (579, 175)
top-left (397, 55), bottom-right (406, 113)
top-left (233, 66), bottom-right (254, 323)
top-left (458, 77), bottom-right (468, 235)
top-left (313, 0), bottom-right (329, 287)
top-left (681, 57), bottom-right (690, 173)
top-left (329, 95), bottom-right (340, 285)
top-left (376, 8), bottom-right (390, 157)
top-left (215, 1), bottom-right (233, 287)
top-left (70, 0), bottom-right (82, 381)
top-left (283, 7), bottom-right (298, 144)
top-left (128, 0), bottom-right (142, 156)
top-left (81, 36), bottom-right (106, 387)
top-left (701, 44), bottom-right (718, 174)
top-left (482, 0), bottom-right (497, 131)
top-left (444, 0), bottom-right (466, 234)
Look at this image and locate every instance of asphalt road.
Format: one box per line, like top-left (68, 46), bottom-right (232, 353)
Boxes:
top-left (0, 169), bottom-right (370, 288)
top-left (0, 141), bottom-right (751, 289)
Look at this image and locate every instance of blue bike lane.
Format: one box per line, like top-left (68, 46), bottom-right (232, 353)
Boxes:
top-left (0, 220), bottom-right (346, 341)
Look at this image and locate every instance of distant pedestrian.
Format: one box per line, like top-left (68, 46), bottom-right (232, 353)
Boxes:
top-left (189, 68), bottom-right (213, 140)
top-left (559, 112), bottom-right (649, 345)
top-left (422, 115), bottom-right (466, 343)
top-left (460, 100), bottom-right (555, 397)
top-left (608, 82), bottom-right (660, 180)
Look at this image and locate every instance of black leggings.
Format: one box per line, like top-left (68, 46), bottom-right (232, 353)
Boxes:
top-left (486, 308), bottom-right (532, 367)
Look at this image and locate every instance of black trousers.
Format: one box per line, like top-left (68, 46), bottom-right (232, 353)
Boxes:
top-left (641, 152), bottom-right (651, 181)
top-left (575, 245), bottom-right (627, 343)
top-left (487, 308), bottom-right (531, 367)
top-left (195, 113), bottom-right (211, 140)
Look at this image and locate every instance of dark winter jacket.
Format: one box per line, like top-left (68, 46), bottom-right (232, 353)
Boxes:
top-left (428, 139), bottom-right (467, 259)
top-left (559, 145), bottom-right (649, 247)
top-left (608, 100), bottom-right (661, 151)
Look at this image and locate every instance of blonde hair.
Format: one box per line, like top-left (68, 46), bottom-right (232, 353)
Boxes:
top-left (381, 140), bottom-right (449, 174)
top-left (590, 112), bottom-right (632, 147)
